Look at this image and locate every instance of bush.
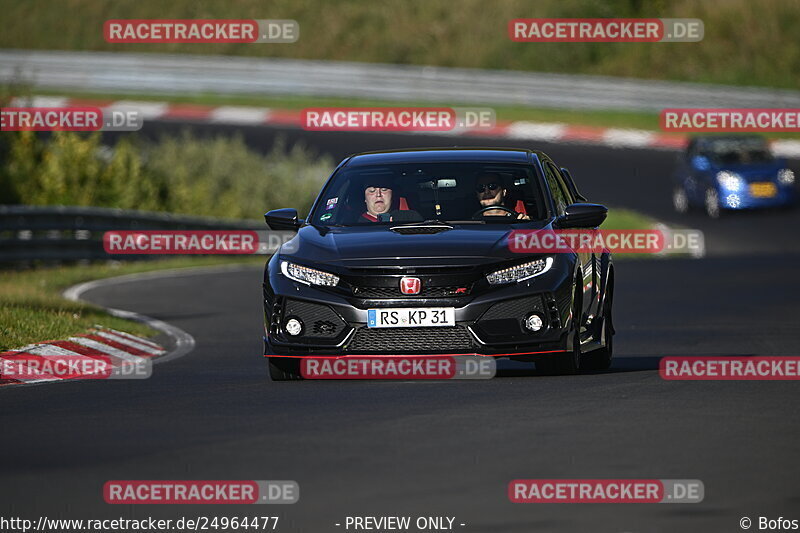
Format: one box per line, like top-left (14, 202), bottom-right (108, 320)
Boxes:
top-left (0, 131), bottom-right (334, 219)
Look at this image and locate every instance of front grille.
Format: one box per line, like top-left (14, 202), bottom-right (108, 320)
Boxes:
top-left (347, 326), bottom-right (474, 353)
top-left (347, 266), bottom-right (475, 275)
top-left (284, 299), bottom-right (346, 339)
top-left (474, 295), bottom-right (550, 343)
top-left (352, 285), bottom-right (472, 298)
top-left (480, 295), bottom-right (545, 320)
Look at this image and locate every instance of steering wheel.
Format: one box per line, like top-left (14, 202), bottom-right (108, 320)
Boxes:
top-left (471, 205), bottom-right (517, 219)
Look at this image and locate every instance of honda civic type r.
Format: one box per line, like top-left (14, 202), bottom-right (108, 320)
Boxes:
top-left (262, 148), bottom-right (614, 380)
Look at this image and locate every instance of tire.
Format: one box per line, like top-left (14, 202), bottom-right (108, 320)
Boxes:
top-left (538, 280), bottom-right (582, 375)
top-left (673, 186), bottom-right (689, 214)
top-left (583, 278), bottom-right (614, 371)
top-left (704, 188), bottom-right (721, 218)
top-left (268, 356), bottom-right (303, 381)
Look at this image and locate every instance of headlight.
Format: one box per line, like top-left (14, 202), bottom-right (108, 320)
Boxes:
top-left (778, 168), bottom-right (795, 185)
top-left (486, 257), bottom-right (554, 285)
top-left (716, 171), bottom-right (742, 191)
top-left (280, 261), bottom-right (339, 286)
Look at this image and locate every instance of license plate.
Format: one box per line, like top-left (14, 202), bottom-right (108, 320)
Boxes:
top-left (750, 182), bottom-right (777, 198)
top-left (368, 307), bottom-right (455, 328)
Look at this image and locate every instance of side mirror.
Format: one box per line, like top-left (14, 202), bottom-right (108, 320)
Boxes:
top-left (265, 208), bottom-right (302, 231)
top-left (556, 203), bottom-right (608, 229)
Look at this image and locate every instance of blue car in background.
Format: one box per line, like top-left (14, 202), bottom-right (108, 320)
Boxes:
top-left (672, 135), bottom-right (796, 218)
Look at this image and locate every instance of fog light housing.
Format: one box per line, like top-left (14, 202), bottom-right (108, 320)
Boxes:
top-left (726, 193), bottom-right (741, 208)
top-left (716, 171), bottom-right (742, 191)
top-left (285, 317), bottom-right (303, 336)
top-left (524, 313), bottom-right (544, 332)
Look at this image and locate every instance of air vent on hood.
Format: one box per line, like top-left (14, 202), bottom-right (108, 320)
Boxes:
top-left (389, 224), bottom-right (453, 235)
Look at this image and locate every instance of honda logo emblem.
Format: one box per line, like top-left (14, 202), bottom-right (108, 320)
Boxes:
top-left (400, 277), bottom-right (421, 295)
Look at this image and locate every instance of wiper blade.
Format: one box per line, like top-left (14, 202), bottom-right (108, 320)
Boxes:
top-left (393, 219), bottom-right (452, 227)
top-left (419, 219), bottom-right (453, 226)
top-left (481, 217), bottom-right (527, 224)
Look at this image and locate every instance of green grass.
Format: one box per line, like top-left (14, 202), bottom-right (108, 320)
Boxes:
top-left (602, 207), bottom-right (661, 231)
top-left (602, 207), bottom-right (696, 260)
top-left (0, 0), bottom-right (797, 90)
top-left (0, 256), bottom-right (262, 351)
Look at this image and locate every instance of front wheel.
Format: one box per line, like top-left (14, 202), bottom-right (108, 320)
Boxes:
top-left (704, 188), bottom-right (721, 218)
top-left (673, 186), bottom-right (689, 214)
top-left (268, 357), bottom-right (303, 381)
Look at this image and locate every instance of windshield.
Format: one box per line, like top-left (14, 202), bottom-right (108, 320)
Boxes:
top-left (699, 137), bottom-right (773, 165)
top-left (309, 161), bottom-right (547, 226)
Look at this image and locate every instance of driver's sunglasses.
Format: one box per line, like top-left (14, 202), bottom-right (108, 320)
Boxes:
top-left (475, 183), bottom-right (501, 193)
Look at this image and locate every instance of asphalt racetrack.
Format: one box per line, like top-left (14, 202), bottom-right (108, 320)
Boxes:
top-left (1, 123), bottom-right (799, 533)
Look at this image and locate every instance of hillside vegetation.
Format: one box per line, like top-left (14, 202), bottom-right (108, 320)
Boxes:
top-left (0, 0), bottom-right (797, 89)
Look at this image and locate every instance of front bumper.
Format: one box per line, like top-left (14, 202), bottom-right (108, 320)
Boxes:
top-left (263, 261), bottom-right (575, 361)
top-left (717, 186), bottom-right (796, 210)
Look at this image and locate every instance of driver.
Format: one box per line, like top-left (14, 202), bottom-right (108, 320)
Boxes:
top-left (361, 177), bottom-right (394, 222)
top-left (475, 172), bottom-right (530, 219)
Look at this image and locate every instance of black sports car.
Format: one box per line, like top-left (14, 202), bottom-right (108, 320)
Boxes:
top-left (263, 148), bottom-right (614, 380)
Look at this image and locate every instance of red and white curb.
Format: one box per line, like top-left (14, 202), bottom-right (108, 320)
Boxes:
top-left (0, 327), bottom-right (164, 386)
top-left (0, 267), bottom-right (206, 389)
top-left (9, 96), bottom-right (800, 157)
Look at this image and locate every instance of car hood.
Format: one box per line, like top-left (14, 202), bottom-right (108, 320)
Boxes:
top-left (709, 160), bottom-right (786, 178)
top-left (280, 222), bottom-right (550, 268)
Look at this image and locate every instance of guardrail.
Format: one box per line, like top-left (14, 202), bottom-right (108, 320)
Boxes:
top-left (0, 205), bottom-right (264, 264)
top-left (2, 49), bottom-right (800, 112)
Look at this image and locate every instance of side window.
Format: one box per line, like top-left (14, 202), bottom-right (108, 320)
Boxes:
top-left (543, 162), bottom-right (568, 215)
top-left (314, 180), bottom-right (349, 224)
top-left (550, 164), bottom-right (575, 206)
